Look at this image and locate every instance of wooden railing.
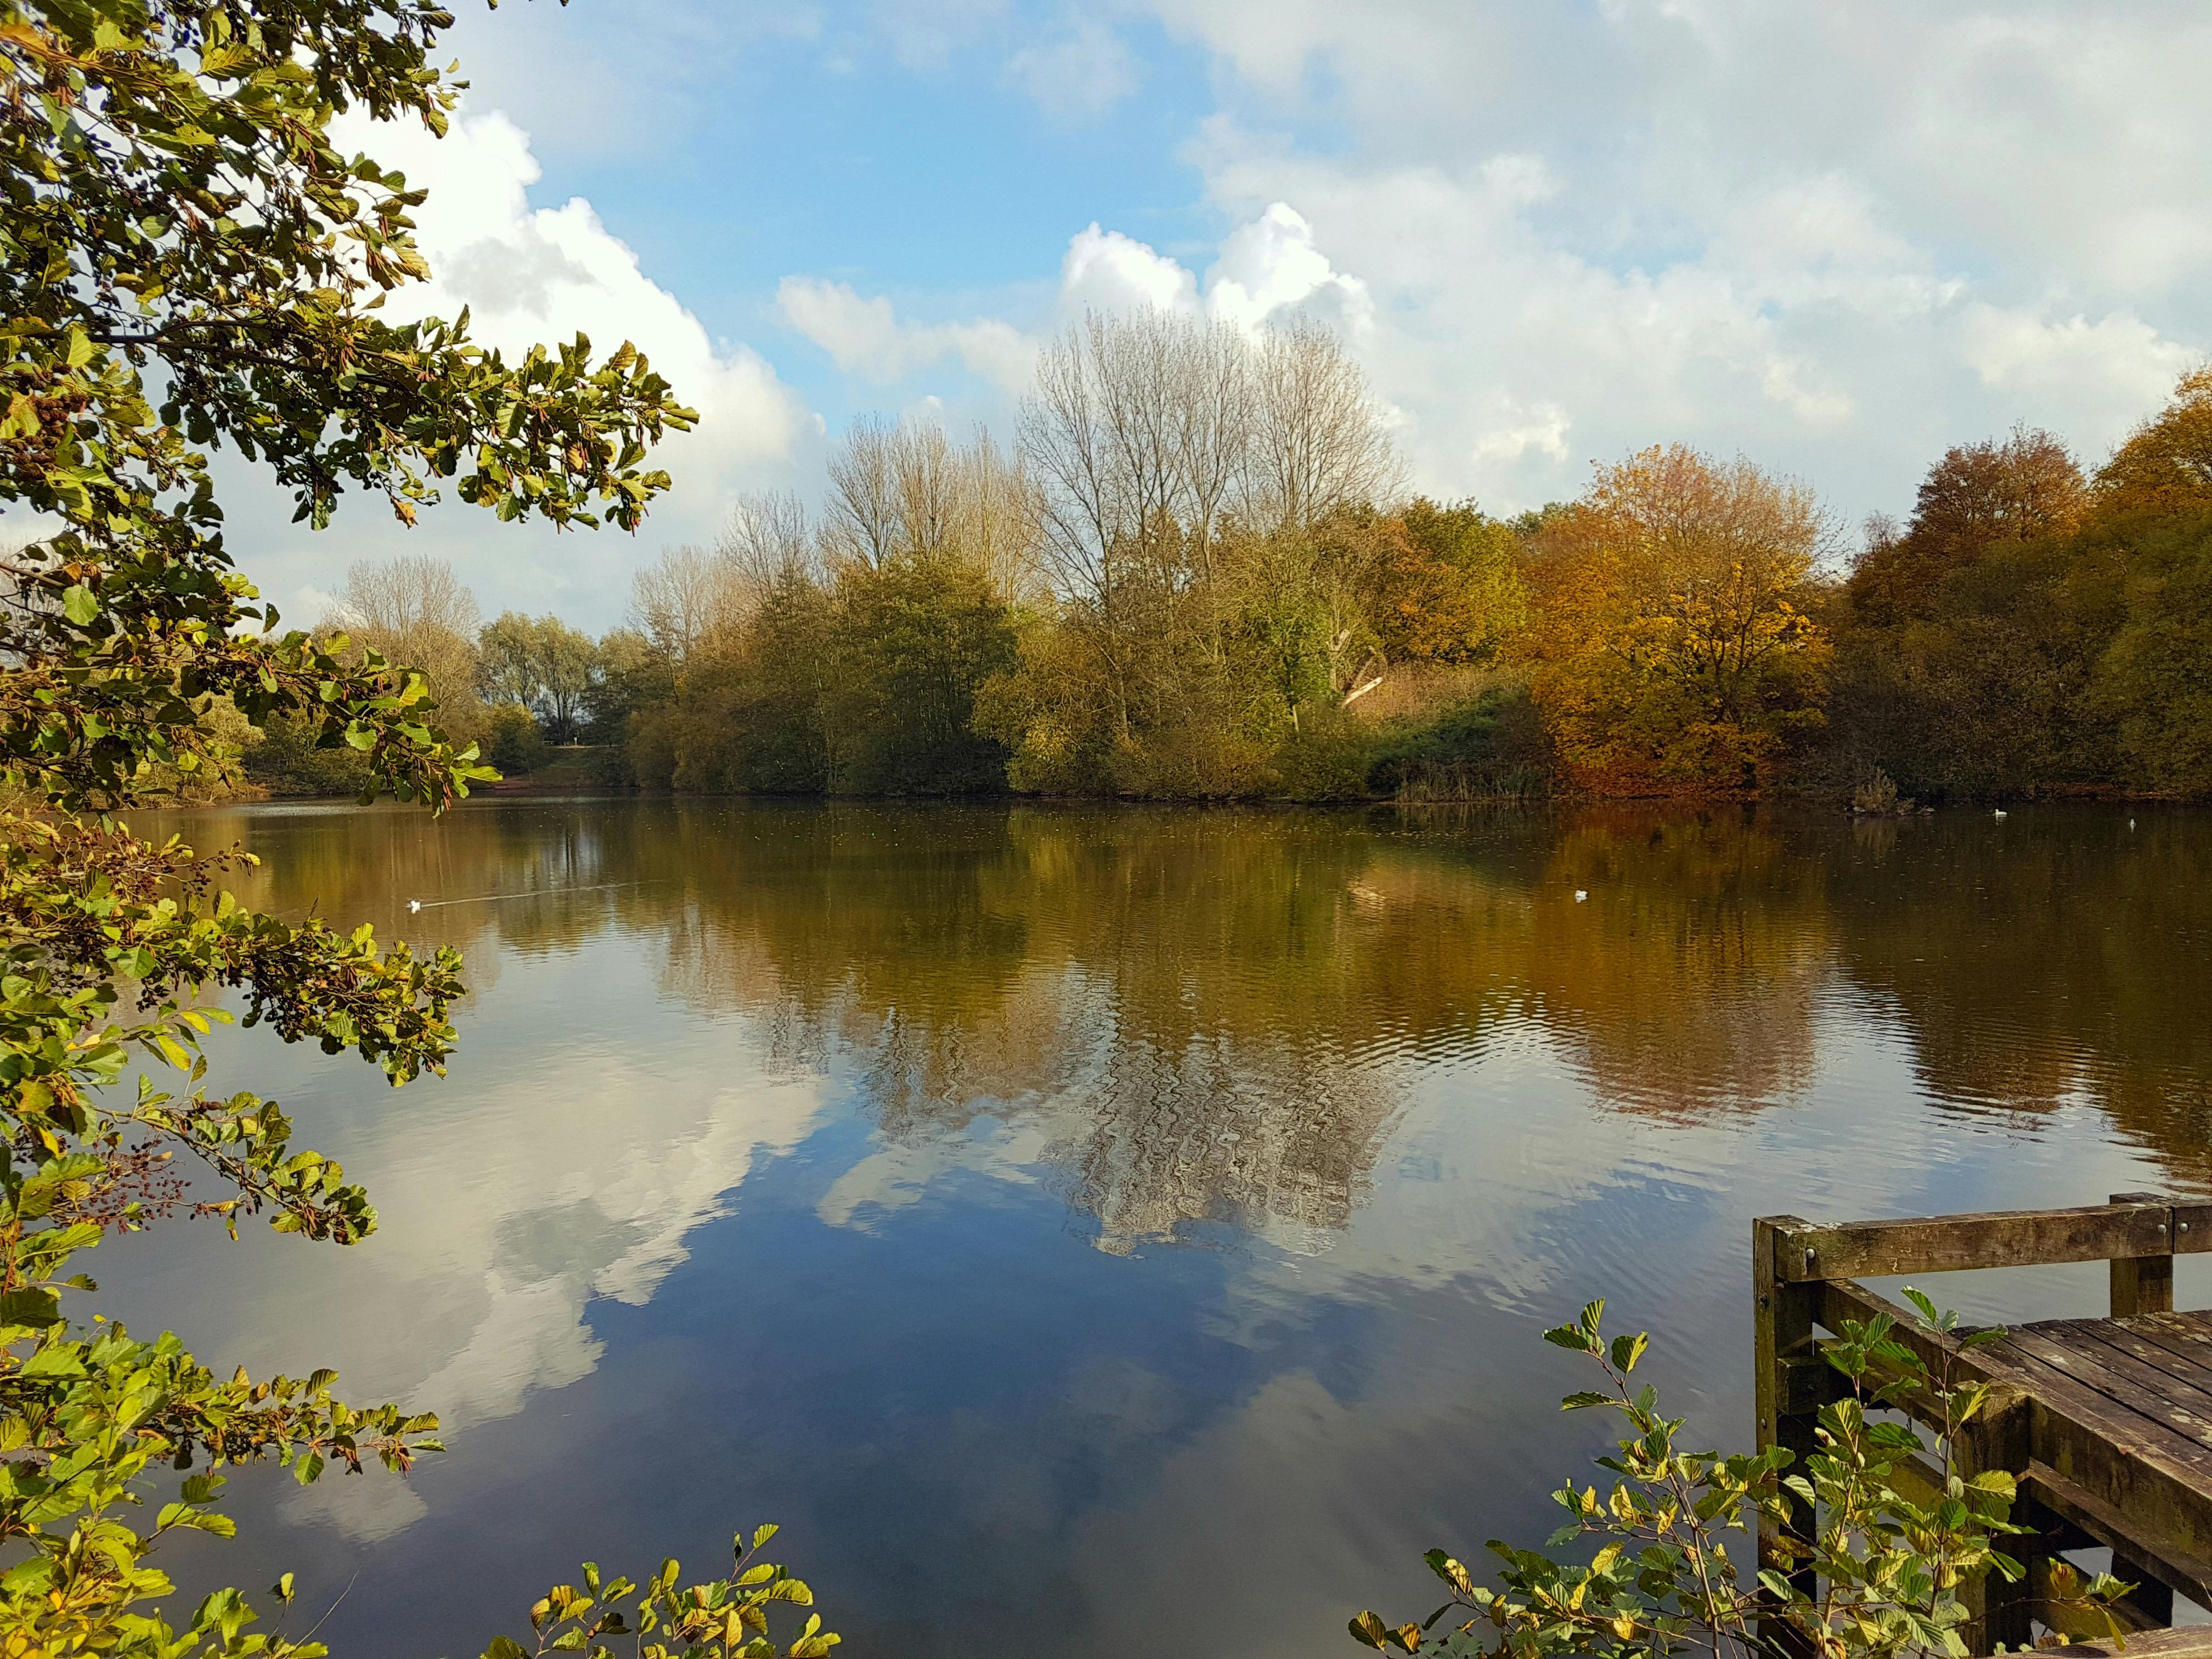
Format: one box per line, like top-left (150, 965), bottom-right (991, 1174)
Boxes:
top-left (1753, 1193), bottom-right (2212, 1656)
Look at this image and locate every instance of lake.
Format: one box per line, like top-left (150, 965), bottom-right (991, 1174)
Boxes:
top-left (105, 798), bottom-right (2212, 1657)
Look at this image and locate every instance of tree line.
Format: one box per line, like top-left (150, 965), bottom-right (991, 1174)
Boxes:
top-left (255, 318), bottom-right (2212, 805)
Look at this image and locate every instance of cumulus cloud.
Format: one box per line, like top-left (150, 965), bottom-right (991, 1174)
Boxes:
top-left (1134, 0), bottom-right (2210, 511)
top-left (231, 105), bottom-right (815, 627)
top-left (356, 108), bottom-right (808, 471)
top-left (776, 201), bottom-right (1374, 402)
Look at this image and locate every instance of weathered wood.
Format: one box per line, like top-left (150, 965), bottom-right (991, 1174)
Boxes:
top-left (2059, 1321), bottom-right (2212, 1418)
top-left (1763, 1206), bottom-right (2212, 1651)
top-left (2114, 1191), bottom-right (2179, 1318)
top-left (1770, 1201), bottom-right (2181, 1283)
top-left (2136, 1311), bottom-right (2212, 1365)
top-left (1955, 1383), bottom-right (2036, 1651)
top-left (1754, 1216), bottom-right (1818, 1659)
top-left (1819, 1278), bottom-right (2212, 1616)
top-left (2041, 1630), bottom-right (2212, 1659)
top-left (2022, 1458), bottom-right (2212, 1607)
top-left (2003, 1325), bottom-right (2212, 1453)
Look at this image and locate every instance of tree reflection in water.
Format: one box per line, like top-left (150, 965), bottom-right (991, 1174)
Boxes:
top-left (162, 798), bottom-right (2212, 1245)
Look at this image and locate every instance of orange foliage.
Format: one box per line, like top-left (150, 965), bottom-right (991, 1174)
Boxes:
top-left (1848, 427), bottom-right (2087, 626)
top-left (1519, 445), bottom-right (1832, 790)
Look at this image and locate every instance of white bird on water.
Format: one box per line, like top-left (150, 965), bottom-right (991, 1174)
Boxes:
top-left (1993, 809), bottom-right (2008, 820)
top-left (1574, 889), bottom-right (1589, 903)
top-left (408, 899), bottom-right (421, 913)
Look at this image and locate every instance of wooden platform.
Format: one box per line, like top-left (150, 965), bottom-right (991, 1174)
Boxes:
top-left (1755, 1194), bottom-right (2212, 1655)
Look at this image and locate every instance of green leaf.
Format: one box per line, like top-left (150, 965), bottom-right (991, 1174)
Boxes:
top-left (3, 1294), bottom-right (65, 1333)
top-left (62, 584), bottom-right (100, 625)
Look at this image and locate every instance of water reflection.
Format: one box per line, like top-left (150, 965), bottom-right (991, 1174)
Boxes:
top-left (107, 798), bottom-right (2212, 1659)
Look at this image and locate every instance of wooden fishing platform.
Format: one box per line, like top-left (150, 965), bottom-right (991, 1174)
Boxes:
top-left (1756, 1194), bottom-right (2212, 1656)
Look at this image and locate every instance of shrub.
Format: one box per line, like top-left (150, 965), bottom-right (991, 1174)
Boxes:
top-left (1351, 1297), bottom-right (2123, 1658)
top-left (485, 702), bottom-right (551, 774)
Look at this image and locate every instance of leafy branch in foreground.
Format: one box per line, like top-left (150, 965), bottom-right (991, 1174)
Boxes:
top-left (0, 0), bottom-right (829, 1652)
top-left (1351, 1295), bottom-right (2126, 1659)
top-left (480, 1528), bottom-right (838, 1659)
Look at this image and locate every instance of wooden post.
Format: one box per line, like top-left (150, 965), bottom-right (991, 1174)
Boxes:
top-left (2106, 1193), bottom-right (2177, 1626)
top-left (1954, 1387), bottom-right (2035, 1653)
top-left (2109, 1192), bottom-right (2175, 1319)
top-left (1756, 1216), bottom-right (1819, 1658)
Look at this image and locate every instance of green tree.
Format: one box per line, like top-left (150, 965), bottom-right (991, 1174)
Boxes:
top-left (479, 612), bottom-right (601, 743)
top-left (835, 554), bottom-right (1017, 794)
top-left (0, 1), bottom-right (833, 1655)
top-left (2091, 513), bottom-right (2212, 797)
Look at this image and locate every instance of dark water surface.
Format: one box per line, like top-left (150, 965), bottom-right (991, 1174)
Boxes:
top-left (106, 799), bottom-right (2212, 1657)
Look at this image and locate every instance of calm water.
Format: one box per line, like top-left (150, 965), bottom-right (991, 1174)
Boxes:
top-left (104, 799), bottom-right (2212, 1657)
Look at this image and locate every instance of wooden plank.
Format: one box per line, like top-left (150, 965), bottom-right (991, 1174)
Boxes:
top-left (2123, 1321), bottom-right (2212, 1398)
top-left (2058, 1321), bottom-right (2212, 1418)
top-left (2114, 1190), bottom-right (2178, 1317)
top-left (2023, 1458), bottom-right (2212, 1607)
top-left (1755, 1216), bottom-right (1818, 1659)
top-left (2002, 1325), bottom-right (2212, 1455)
top-left (1771, 1203), bottom-right (2178, 1282)
top-left (2042, 1631), bottom-right (2212, 1659)
top-left (2137, 1312), bottom-right (2212, 1363)
top-left (1817, 1279), bottom-right (2212, 1574)
top-left (2177, 1202), bottom-right (2212, 1254)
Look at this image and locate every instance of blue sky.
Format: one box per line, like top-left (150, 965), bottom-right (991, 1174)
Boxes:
top-left (238, 0), bottom-right (2212, 628)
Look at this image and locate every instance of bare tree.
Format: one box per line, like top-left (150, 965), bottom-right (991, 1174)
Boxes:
top-left (720, 490), bottom-right (817, 599)
top-left (326, 556), bottom-right (482, 703)
top-left (1250, 316), bottom-right (1401, 530)
top-left (1172, 317), bottom-right (1255, 582)
top-left (629, 544), bottom-right (749, 665)
top-left (953, 425), bottom-right (1043, 603)
top-left (1023, 319), bottom-right (1142, 732)
top-left (822, 416), bottom-right (901, 570)
top-left (328, 554), bottom-right (480, 642)
top-left (817, 419), bottom-right (1042, 602)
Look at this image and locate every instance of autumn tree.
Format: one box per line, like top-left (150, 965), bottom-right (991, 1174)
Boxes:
top-left (1521, 446), bottom-right (1835, 789)
top-left (1848, 427), bottom-right (2087, 626)
top-left (2094, 363), bottom-right (2212, 520)
top-left (1315, 498), bottom-right (1526, 670)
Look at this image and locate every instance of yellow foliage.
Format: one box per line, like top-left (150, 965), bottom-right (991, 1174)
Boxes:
top-left (2095, 363), bottom-right (2212, 520)
top-left (1519, 445), bottom-right (1833, 789)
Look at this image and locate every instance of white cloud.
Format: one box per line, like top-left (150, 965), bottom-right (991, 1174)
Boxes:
top-left (1058, 222), bottom-right (1200, 315)
top-left (775, 278), bottom-right (1036, 392)
top-left (1005, 14), bottom-right (1141, 119)
top-left (776, 201), bottom-right (1378, 421)
top-left (232, 105), bottom-right (816, 629)
top-left (1205, 203), bottom-right (1373, 333)
top-left (1125, 0), bottom-right (2211, 511)
top-left (356, 107), bottom-right (809, 473)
